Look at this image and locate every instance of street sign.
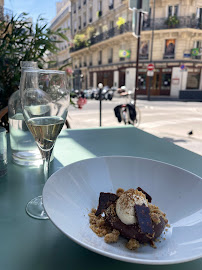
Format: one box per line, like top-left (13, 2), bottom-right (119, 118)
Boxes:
top-left (147, 70), bottom-right (154, 77)
top-left (147, 63), bottom-right (154, 71)
top-left (180, 64), bottom-right (185, 70)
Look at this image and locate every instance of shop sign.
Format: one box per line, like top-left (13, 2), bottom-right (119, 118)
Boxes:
top-left (119, 50), bottom-right (131, 58)
top-left (172, 78), bottom-right (180, 85)
top-left (147, 70), bottom-right (154, 77)
top-left (162, 69), bottom-right (172, 72)
top-left (183, 52), bottom-right (191, 58)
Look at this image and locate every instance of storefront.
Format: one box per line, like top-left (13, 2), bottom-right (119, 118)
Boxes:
top-left (96, 70), bottom-right (114, 87)
top-left (137, 68), bottom-right (172, 96)
top-left (186, 69), bottom-right (201, 89)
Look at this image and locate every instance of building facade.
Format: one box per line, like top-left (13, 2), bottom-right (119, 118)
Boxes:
top-left (49, 0), bottom-right (72, 70)
top-left (70, 0), bottom-right (202, 97)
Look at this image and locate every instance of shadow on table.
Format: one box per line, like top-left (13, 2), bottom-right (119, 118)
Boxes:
top-left (162, 137), bottom-right (187, 144)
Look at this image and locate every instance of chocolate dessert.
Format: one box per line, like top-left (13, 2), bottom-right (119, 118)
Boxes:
top-left (89, 188), bottom-right (168, 250)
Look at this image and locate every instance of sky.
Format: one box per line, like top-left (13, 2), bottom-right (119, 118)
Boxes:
top-left (5, 0), bottom-right (59, 23)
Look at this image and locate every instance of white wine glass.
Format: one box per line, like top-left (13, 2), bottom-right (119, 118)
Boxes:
top-left (20, 69), bottom-right (70, 220)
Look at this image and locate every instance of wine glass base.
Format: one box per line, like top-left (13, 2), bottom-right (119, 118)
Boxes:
top-left (26, 195), bottom-right (49, 220)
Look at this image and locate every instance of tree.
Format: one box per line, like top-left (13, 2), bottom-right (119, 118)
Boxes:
top-left (0, 12), bottom-right (69, 110)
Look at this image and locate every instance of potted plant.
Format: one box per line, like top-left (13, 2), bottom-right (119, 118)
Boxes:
top-left (165, 15), bottom-right (179, 28)
top-left (0, 13), bottom-right (69, 128)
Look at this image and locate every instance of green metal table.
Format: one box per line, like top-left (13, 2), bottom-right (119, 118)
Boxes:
top-left (1, 126), bottom-right (202, 270)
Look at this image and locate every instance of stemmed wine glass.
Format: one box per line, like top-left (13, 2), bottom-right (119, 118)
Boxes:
top-left (20, 69), bottom-right (70, 220)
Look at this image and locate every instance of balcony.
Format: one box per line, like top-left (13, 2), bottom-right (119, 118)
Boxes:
top-left (163, 53), bottom-right (175, 60)
top-left (143, 16), bottom-right (202, 31)
top-left (70, 17), bottom-right (202, 54)
top-left (139, 54), bottom-right (149, 60)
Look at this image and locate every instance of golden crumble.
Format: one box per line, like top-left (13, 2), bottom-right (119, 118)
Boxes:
top-left (126, 239), bottom-right (140, 250)
top-left (104, 229), bottom-right (120, 243)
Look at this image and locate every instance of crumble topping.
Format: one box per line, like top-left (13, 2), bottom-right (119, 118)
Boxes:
top-left (104, 229), bottom-right (120, 243)
top-left (126, 239), bottom-right (140, 250)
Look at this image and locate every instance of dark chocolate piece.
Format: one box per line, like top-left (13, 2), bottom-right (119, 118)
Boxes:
top-left (135, 204), bottom-right (153, 234)
top-left (137, 187), bottom-right (152, 203)
top-left (95, 192), bottom-right (118, 216)
top-left (105, 203), bottom-right (166, 243)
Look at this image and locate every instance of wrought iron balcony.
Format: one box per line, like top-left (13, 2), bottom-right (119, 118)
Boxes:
top-left (143, 16), bottom-right (202, 30)
top-left (163, 53), bottom-right (175, 59)
top-left (70, 17), bottom-right (202, 53)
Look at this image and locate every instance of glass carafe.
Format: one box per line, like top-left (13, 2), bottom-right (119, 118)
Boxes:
top-left (8, 62), bottom-right (43, 166)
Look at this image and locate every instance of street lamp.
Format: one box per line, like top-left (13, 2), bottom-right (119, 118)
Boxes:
top-left (98, 83), bottom-right (103, 127)
top-left (80, 74), bottom-right (84, 90)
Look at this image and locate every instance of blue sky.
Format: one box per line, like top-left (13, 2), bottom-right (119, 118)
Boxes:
top-left (5, 0), bottom-right (58, 23)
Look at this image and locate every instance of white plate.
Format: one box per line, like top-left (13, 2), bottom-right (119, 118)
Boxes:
top-left (43, 156), bottom-right (202, 265)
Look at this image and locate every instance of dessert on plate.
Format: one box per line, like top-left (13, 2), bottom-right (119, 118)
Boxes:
top-left (89, 187), bottom-right (169, 250)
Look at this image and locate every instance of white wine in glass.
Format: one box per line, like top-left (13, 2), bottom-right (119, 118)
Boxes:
top-left (20, 69), bottom-right (70, 220)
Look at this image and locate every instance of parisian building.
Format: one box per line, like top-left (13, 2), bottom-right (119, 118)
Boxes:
top-left (70, 0), bottom-right (202, 98)
top-left (49, 0), bottom-right (72, 71)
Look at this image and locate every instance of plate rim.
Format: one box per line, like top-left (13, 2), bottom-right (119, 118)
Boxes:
top-left (43, 156), bottom-right (202, 265)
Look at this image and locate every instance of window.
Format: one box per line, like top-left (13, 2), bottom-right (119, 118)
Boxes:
top-left (98, 0), bottom-right (102, 11)
top-left (73, 3), bottom-right (76, 13)
top-left (161, 74), bottom-right (171, 90)
top-left (143, 7), bottom-right (151, 28)
top-left (89, 7), bottom-right (92, 22)
top-left (89, 54), bottom-right (93, 66)
top-left (109, 20), bottom-right (114, 29)
top-left (84, 55), bottom-right (87, 66)
top-left (109, 0), bottom-right (114, 9)
top-left (99, 26), bottom-right (102, 34)
top-left (164, 39), bottom-right (175, 59)
top-left (74, 21), bottom-right (77, 32)
top-left (196, 8), bottom-right (202, 29)
top-left (108, 48), bottom-right (113, 63)
top-left (67, 18), bottom-right (70, 29)
top-left (98, 51), bottom-right (102, 65)
top-left (193, 41), bottom-right (202, 59)
top-left (168, 5), bottom-right (179, 17)
top-left (83, 12), bottom-right (86, 27)
top-left (140, 41), bottom-right (149, 59)
top-left (187, 72), bottom-right (200, 89)
top-left (78, 16), bottom-right (81, 29)
top-left (78, 0), bottom-right (81, 9)
top-left (79, 58), bottom-right (82, 67)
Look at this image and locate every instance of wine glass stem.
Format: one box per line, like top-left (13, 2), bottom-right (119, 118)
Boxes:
top-left (42, 148), bottom-right (53, 183)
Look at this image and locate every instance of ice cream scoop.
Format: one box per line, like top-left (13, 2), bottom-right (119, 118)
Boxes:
top-left (116, 189), bottom-right (148, 225)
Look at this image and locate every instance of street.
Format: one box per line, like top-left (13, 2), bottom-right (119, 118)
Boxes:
top-left (68, 97), bottom-right (202, 155)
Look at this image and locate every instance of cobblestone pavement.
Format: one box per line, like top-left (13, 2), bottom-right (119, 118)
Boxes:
top-left (67, 97), bottom-right (202, 156)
